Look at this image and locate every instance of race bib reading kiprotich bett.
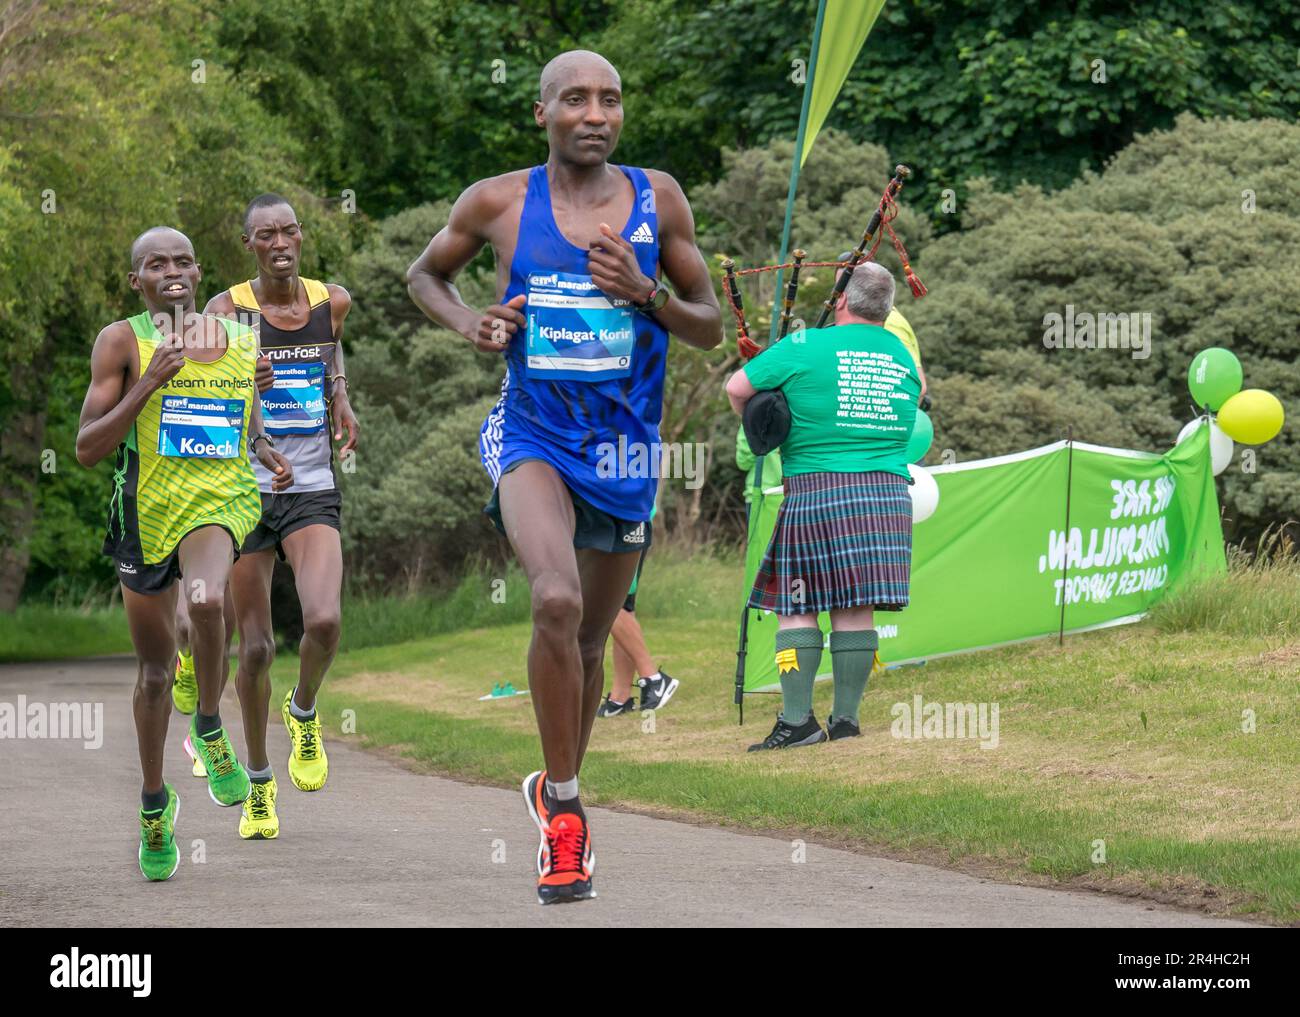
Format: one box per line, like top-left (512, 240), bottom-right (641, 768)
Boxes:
top-left (157, 395), bottom-right (244, 458)
top-left (525, 272), bottom-right (635, 382)
top-left (261, 362), bottom-right (326, 436)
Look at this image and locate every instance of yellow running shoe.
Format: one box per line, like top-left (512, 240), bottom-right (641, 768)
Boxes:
top-left (238, 777), bottom-right (279, 839)
top-left (182, 731), bottom-right (206, 778)
top-left (281, 688), bottom-right (328, 791)
top-left (172, 649), bottom-right (197, 714)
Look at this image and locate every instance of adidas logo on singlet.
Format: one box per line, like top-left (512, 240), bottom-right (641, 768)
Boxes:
top-left (629, 222), bottom-right (654, 244)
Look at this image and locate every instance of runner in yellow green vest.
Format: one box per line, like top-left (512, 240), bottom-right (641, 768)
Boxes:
top-left (76, 226), bottom-right (294, 880)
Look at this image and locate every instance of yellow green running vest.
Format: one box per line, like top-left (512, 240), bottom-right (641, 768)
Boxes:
top-left (101, 312), bottom-right (262, 565)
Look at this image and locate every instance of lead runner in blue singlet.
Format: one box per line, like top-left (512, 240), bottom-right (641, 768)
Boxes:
top-left (407, 49), bottom-right (722, 905)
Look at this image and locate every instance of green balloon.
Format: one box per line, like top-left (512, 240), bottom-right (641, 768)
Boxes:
top-left (1187, 348), bottom-right (1243, 411)
top-left (906, 408), bottom-right (934, 463)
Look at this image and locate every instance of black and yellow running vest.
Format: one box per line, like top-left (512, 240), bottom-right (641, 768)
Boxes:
top-left (230, 277), bottom-right (337, 493)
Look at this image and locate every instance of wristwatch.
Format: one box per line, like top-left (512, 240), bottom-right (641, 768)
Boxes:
top-left (634, 278), bottom-right (671, 314)
top-left (250, 433), bottom-right (275, 454)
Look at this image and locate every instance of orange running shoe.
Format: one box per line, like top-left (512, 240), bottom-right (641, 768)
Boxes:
top-left (523, 770), bottom-right (552, 876)
top-left (522, 770), bottom-right (595, 905)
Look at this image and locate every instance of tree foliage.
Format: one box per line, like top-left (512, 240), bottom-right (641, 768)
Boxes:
top-left (4, 0), bottom-right (1297, 603)
top-left (907, 114), bottom-right (1300, 539)
top-left (0, 0), bottom-right (353, 602)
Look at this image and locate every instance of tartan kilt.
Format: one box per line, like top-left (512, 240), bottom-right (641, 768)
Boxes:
top-left (748, 470), bottom-right (913, 614)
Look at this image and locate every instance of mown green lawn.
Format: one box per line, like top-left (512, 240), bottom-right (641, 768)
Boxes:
top-left (266, 554), bottom-right (1300, 924)
top-left (0, 604), bottom-right (133, 662)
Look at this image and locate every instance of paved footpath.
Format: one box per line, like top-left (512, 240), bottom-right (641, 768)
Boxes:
top-left (0, 659), bottom-right (1254, 927)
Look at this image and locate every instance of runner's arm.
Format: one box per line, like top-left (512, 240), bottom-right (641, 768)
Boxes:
top-left (405, 180), bottom-right (509, 341)
top-left (76, 322), bottom-right (179, 467)
top-left (202, 292), bottom-right (236, 317)
top-left (327, 284), bottom-right (359, 453)
top-left (248, 399), bottom-right (294, 492)
top-left (326, 283), bottom-right (353, 391)
top-left (646, 171), bottom-right (722, 351)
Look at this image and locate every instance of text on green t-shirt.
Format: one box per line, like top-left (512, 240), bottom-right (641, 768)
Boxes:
top-left (742, 322), bottom-right (921, 477)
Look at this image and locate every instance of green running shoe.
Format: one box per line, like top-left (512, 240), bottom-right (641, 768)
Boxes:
top-left (188, 716), bottom-right (251, 807)
top-left (172, 649), bottom-right (197, 714)
top-left (138, 785), bottom-right (180, 881)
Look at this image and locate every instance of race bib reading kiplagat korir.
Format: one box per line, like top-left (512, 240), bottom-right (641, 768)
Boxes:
top-left (524, 271), bottom-right (635, 383)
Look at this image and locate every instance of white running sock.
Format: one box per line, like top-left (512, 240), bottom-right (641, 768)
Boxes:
top-left (546, 776), bottom-right (579, 802)
top-left (289, 686), bottom-right (316, 719)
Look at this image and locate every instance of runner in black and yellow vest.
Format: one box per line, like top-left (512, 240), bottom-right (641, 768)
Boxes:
top-left (76, 226), bottom-right (294, 881)
top-left (203, 194), bottom-right (358, 840)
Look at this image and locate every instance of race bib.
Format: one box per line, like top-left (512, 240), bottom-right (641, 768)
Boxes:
top-left (525, 272), bottom-right (635, 382)
top-left (261, 362), bottom-right (326, 435)
top-left (157, 395), bottom-right (244, 459)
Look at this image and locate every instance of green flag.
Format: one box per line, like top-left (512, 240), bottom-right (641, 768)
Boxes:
top-left (800, 0), bottom-right (887, 167)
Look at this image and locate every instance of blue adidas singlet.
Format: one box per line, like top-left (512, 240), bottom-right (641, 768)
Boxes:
top-left (479, 164), bottom-right (669, 521)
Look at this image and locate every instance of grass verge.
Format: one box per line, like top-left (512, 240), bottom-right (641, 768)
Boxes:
top-left (271, 552), bottom-right (1300, 924)
top-left (0, 604), bottom-right (132, 662)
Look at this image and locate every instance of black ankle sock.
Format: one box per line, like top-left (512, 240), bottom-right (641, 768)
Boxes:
top-left (196, 711), bottom-right (221, 739)
top-left (549, 793), bottom-right (584, 819)
top-left (141, 786), bottom-right (168, 812)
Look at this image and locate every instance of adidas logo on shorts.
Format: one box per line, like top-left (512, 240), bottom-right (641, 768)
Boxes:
top-left (623, 522), bottom-right (646, 544)
top-left (629, 222), bottom-right (654, 244)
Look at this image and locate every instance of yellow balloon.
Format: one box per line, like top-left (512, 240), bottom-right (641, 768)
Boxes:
top-left (1216, 389), bottom-right (1285, 445)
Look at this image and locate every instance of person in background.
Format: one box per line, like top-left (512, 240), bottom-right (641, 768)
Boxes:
top-left (597, 503), bottom-right (678, 717)
top-left (725, 261), bottom-right (920, 752)
top-left (839, 251), bottom-right (926, 404)
top-left (735, 424), bottom-right (783, 503)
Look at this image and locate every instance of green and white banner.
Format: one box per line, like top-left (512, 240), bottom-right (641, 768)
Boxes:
top-left (740, 424), bottom-right (1226, 692)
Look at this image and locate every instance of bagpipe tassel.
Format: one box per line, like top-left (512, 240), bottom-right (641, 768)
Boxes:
top-left (903, 261), bottom-right (927, 298)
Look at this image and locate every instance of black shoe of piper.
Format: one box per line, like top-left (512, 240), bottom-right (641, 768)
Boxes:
top-left (827, 715), bottom-right (861, 741)
top-left (747, 714), bottom-right (827, 752)
top-left (596, 694), bottom-right (637, 718)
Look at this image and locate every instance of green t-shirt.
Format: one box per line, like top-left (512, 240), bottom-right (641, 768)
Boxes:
top-left (742, 322), bottom-right (921, 477)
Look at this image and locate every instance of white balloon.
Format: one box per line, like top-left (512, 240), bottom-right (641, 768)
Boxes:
top-left (907, 463), bottom-right (939, 523)
top-left (1176, 416), bottom-right (1233, 476)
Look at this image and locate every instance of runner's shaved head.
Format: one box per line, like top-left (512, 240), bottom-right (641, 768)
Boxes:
top-left (130, 226), bottom-right (193, 270)
top-left (539, 50), bottom-right (620, 101)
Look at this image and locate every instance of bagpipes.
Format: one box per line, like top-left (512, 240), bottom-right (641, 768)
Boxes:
top-left (729, 166), bottom-right (927, 719)
top-left (721, 164), bottom-right (925, 363)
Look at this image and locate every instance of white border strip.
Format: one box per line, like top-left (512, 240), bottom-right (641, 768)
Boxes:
top-left (927, 437), bottom-right (1171, 475)
top-left (745, 612), bottom-right (1149, 693)
top-left (928, 440), bottom-right (1066, 474)
top-left (875, 612), bottom-right (1148, 669)
top-left (1070, 440), bottom-right (1163, 462)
